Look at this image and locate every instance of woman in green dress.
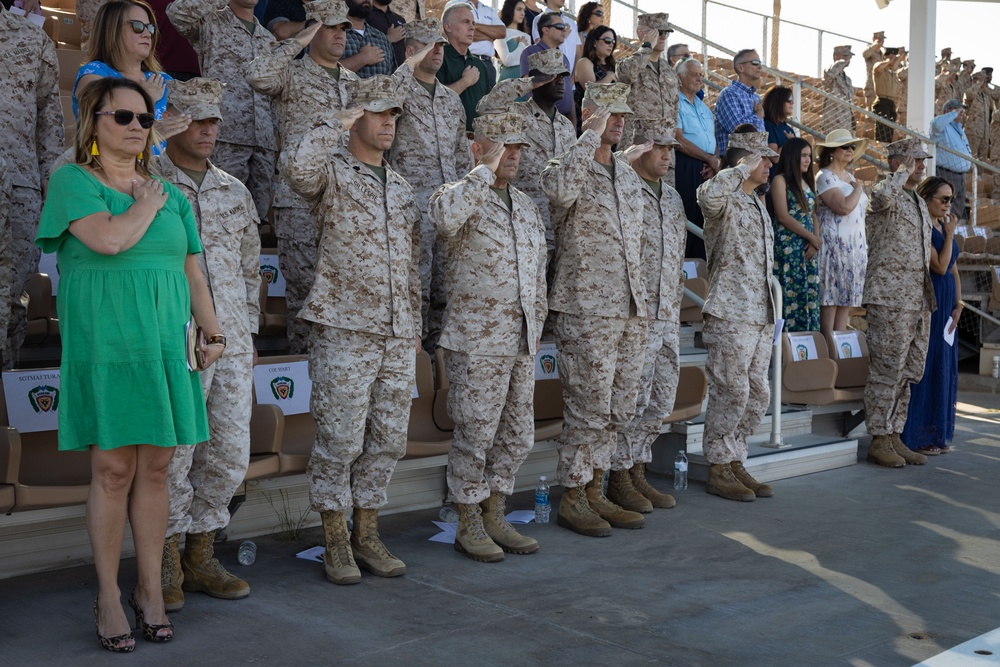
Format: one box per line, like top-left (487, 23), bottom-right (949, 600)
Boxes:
top-left (36, 78), bottom-right (222, 652)
top-left (770, 137), bottom-right (822, 332)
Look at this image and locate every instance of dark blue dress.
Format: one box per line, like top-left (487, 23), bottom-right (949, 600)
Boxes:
top-left (901, 225), bottom-right (958, 450)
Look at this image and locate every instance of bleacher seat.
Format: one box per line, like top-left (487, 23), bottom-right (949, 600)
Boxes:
top-left (254, 354), bottom-right (316, 476)
top-left (781, 331), bottom-right (863, 405)
top-left (0, 427), bottom-right (91, 512)
top-left (406, 350), bottom-right (453, 458)
top-left (680, 258), bottom-right (708, 324)
top-left (257, 280), bottom-right (287, 338)
top-left (244, 403), bottom-right (283, 481)
top-left (664, 366), bottom-right (707, 423)
top-left (23, 273), bottom-right (60, 348)
top-left (824, 330), bottom-right (870, 393)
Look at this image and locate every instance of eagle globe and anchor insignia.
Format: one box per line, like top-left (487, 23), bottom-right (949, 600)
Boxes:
top-left (28, 385), bottom-right (59, 413)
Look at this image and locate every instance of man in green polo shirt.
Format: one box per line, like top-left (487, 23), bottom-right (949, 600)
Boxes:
top-left (436, 1), bottom-right (489, 131)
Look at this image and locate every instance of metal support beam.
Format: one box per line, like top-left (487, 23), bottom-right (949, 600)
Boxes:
top-left (907, 0), bottom-right (936, 147)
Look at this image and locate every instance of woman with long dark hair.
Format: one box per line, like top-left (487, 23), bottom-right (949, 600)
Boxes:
top-left (902, 177), bottom-right (963, 454)
top-left (573, 25), bottom-right (617, 128)
top-left (495, 0), bottom-right (531, 83)
top-left (576, 1), bottom-right (604, 41)
top-left (770, 137), bottom-right (821, 332)
top-left (762, 85), bottom-right (795, 174)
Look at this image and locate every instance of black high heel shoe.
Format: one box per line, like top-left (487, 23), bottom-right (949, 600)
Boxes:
top-left (127, 589), bottom-right (174, 642)
top-left (94, 598), bottom-right (135, 652)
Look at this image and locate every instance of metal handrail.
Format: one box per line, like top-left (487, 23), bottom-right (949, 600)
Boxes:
top-left (703, 0), bottom-right (867, 47)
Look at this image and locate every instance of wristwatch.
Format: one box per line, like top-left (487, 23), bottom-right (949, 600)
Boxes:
top-left (207, 333), bottom-right (227, 347)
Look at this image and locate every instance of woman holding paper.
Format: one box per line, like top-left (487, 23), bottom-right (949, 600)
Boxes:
top-left (35, 78), bottom-right (221, 652)
top-left (901, 177), bottom-right (962, 455)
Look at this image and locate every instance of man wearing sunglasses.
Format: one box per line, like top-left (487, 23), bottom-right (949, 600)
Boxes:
top-left (246, 0), bottom-right (358, 355)
top-left (520, 11), bottom-right (575, 127)
top-left (616, 12), bottom-right (677, 150)
top-left (157, 77), bottom-right (261, 612)
top-left (529, 0), bottom-right (581, 77)
top-left (168, 0), bottom-right (278, 225)
top-left (0, 3), bottom-right (63, 369)
top-left (714, 49), bottom-right (764, 158)
top-left (863, 138), bottom-right (936, 469)
top-left (281, 75), bottom-right (421, 585)
top-left (821, 45), bottom-right (856, 135)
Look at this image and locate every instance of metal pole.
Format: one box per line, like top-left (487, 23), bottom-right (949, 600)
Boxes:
top-left (762, 16), bottom-right (768, 67)
top-left (702, 0), bottom-right (708, 70)
top-left (973, 163), bottom-right (979, 226)
top-left (792, 80), bottom-right (802, 126)
top-left (817, 30), bottom-right (823, 79)
top-left (764, 276), bottom-right (785, 449)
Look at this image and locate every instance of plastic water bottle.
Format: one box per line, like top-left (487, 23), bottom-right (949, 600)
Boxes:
top-left (237, 540), bottom-right (257, 566)
top-left (439, 506), bottom-right (459, 523)
top-left (674, 451), bottom-right (689, 491)
top-left (534, 476), bottom-right (551, 524)
top-left (993, 356), bottom-right (999, 379)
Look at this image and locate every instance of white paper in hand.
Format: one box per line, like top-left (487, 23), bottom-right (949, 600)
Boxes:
top-left (943, 317), bottom-right (956, 347)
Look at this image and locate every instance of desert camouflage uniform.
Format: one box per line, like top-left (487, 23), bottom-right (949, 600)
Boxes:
top-left (158, 154), bottom-right (261, 536)
top-left (246, 39), bottom-right (357, 354)
top-left (428, 164), bottom-right (547, 504)
top-left (0, 7), bottom-right (63, 369)
top-left (863, 168), bottom-right (935, 436)
top-left (863, 42), bottom-right (881, 108)
top-left (168, 0), bottom-right (278, 221)
top-left (0, 156), bottom-right (11, 360)
top-left (617, 176), bottom-right (687, 468)
top-left (477, 77), bottom-right (576, 251)
top-left (823, 60), bottom-right (856, 134)
top-left (965, 85), bottom-right (992, 160)
top-left (540, 129), bottom-right (649, 487)
top-left (697, 164), bottom-right (775, 465)
top-left (387, 63), bottom-right (470, 352)
top-left (392, 0), bottom-right (423, 22)
top-left (896, 65), bottom-right (908, 127)
top-left (282, 118), bottom-right (421, 512)
top-left (935, 72), bottom-right (957, 116)
top-left (615, 50), bottom-right (680, 149)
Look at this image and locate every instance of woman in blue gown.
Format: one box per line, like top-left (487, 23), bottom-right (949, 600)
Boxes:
top-left (902, 177), bottom-right (963, 454)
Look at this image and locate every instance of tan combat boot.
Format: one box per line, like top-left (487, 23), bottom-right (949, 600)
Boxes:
top-left (606, 468), bottom-right (654, 513)
top-left (889, 434), bottom-right (928, 465)
top-left (867, 434), bottom-right (905, 468)
top-left (706, 463), bottom-right (756, 502)
top-left (629, 463), bottom-right (676, 509)
top-left (161, 533), bottom-right (184, 612)
top-left (181, 531), bottom-right (251, 599)
top-left (730, 461), bottom-right (774, 498)
top-left (454, 503), bottom-right (505, 562)
top-left (557, 485), bottom-right (612, 537)
top-left (320, 510), bottom-right (361, 585)
top-left (351, 508), bottom-right (407, 577)
top-left (480, 493), bottom-right (539, 555)
top-left (585, 470), bottom-right (645, 529)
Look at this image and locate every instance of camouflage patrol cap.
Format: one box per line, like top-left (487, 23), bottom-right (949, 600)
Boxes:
top-left (728, 131), bottom-right (778, 158)
top-left (963, 59), bottom-right (975, 67)
top-left (405, 17), bottom-right (448, 44)
top-left (632, 118), bottom-right (678, 146)
top-left (346, 74), bottom-right (404, 113)
top-left (527, 48), bottom-right (569, 76)
top-left (166, 77), bottom-right (224, 121)
top-left (873, 31), bottom-right (885, 40)
top-left (473, 112), bottom-right (529, 146)
top-left (637, 12), bottom-right (671, 32)
top-left (583, 82), bottom-right (633, 114)
top-left (885, 137), bottom-right (932, 160)
top-left (304, 0), bottom-right (350, 27)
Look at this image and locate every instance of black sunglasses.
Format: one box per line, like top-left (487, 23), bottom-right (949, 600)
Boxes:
top-left (592, 10), bottom-right (603, 16)
top-left (545, 22), bottom-right (568, 30)
top-left (96, 109), bottom-right (156, 129)
top-left (739, 59), bottom-right (762, 67)
top-left (598, 37), bottom-right (616, 45)
top-left (126, 19), bottom-right (156, 35)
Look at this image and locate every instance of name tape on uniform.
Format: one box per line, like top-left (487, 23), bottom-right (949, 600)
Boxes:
top-left (2, 369), bottom-right (61, 433)
top-left (253, 360), bottom-right (311, 415)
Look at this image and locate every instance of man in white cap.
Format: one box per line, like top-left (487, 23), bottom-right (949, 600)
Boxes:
top-left (281, 74), bottom-right (421, 585)
top-left (823, 45), bottom-right (856, 134)
top-left (696, 128), bottom-right (777, 502)
top-left (158, 77), bottom-right (261, 611)
top-left (388, 18), bottom-right (471, 354)
top-left (863, 138), bottom-right (935, 469)
top-left (541, 82), bottom-right (648, 537)
top-left (614, 118), bottom-right (687, 513)
top-left (615, 12), bottom-right (678, 150)
top-left (428, 111), bottom-right (547, 563)
top-left (247, 0), bottom-right (357, 355)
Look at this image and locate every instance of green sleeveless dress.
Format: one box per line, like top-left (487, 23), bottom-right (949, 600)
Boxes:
top-left (35, 164), bottom-right (209, 451)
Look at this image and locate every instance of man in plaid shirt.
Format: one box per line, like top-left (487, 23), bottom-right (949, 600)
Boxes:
top-left (342, 0), bottom-right (398, 77)
top-left (714, 49), bottom-right (765, 158)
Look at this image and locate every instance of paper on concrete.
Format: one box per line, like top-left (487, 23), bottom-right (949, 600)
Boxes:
top-left (295, 545), bottom-right (325, 562)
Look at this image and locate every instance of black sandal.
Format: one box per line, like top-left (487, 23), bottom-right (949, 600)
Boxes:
top-left (128, 589), bottom-right (174, 642)
top-left (94, 597), bottom-right (135, 652)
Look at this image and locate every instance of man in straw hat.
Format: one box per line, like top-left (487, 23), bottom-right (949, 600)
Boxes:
top-left (863, 138), bottom-right (936, 469)
top-left (388, 18), bottom-right (471, 354)
top-left (281, 74), bottom-right (421, 584)
top-left (168, 0), bottom-right (278, 223)
top-left (427, 111), bottom-right (547, 563)
top-left (540, 82), bottom-right (649, 536)
top-left (696, 128), bottom-right (777, 502)
top-left (615, 119), bottom-right (688, 512)
top-left (247, 0), bottom-right (357, 355)
top-left (615, 13), bottom-right (678, 150)
top-left (477, 47), bottom-right (576, 265)
top-left (158, 77), bottom-right (261, 611)
top-left (822, 45), bottom-right (857, 135)
top-left (863, 31), bottom-right (885, 109)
